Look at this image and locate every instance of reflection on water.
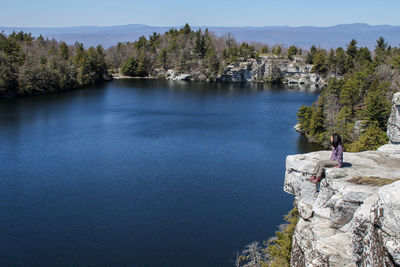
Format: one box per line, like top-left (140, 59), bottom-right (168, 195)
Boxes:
top-left (114, 79), bottom-right (320, 93)
top-left (0, 79), bottom-right (320, 267)
top-left (296, 133), bottom-right (325, 153)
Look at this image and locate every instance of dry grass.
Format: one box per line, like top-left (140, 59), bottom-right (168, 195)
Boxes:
top-left (348, 176), bottom-right (400, 187)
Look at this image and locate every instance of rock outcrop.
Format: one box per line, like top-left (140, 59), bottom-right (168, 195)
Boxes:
top-left (285, 95), bottom-right (400, 266)
top-left (285, 147), bottom-right (400, 266)
top-left (388, 92), bottom-right (400, 144)
top-left (216, 56), bottom-right (326, 87)
top-left (151, 56), bottom-right (327, 87)
top-left (160, 69), bottom-right (193, 81)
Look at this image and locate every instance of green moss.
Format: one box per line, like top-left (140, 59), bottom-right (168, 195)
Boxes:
top-left (348, 176), bottom-right (400, 187)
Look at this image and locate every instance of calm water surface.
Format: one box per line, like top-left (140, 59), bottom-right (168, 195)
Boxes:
top-left (0, 80), bottom-right (321, 266)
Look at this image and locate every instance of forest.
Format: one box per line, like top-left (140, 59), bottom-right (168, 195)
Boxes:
top-left (296, 37), bottom-right (400, 152)
top-left (0, 24), bottom-right (300, 97)
top-left (0, 24), bottom-right (285, 96)
top-left (105, 23), bottom-right (291, 80)
top-left (0, 31), bottom-right (110, 97)
top-left (1, 24), bottom-right (399, 152)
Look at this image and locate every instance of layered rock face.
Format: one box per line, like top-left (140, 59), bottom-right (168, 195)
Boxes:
top-left (388, 92), bottom-right (400, 144)
top-left (285, 94), bottom-right (400, 266)
top-left (216, 56), bottom-right (325, 87)
top-left (285, 148), bottom-right (400, 266)
top-left (156, 56), bottom-right (326, 87)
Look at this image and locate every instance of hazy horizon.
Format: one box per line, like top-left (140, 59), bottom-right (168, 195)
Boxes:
top-left (2, 23), bottom-right (400, 50)
top-left (2, 0), bottom-right (400, 50)
top-left (2, 22), bottom-right (400, 28)
top-left (1, 0), bottom-right (400, 27)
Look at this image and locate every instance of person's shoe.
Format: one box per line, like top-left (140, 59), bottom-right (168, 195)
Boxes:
top-left (307, 175), bottom-right (316, 182)
top-left (311, 177), bottom-right (321, 184)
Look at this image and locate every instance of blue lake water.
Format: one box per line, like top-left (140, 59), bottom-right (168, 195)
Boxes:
top-left (0, 80), bottom-right (321, 266)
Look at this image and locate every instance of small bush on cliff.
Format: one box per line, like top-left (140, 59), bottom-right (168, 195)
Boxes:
top-left (264, 208), bottom-right (299, 267)
top-left (235, 208), bottom-right (299, 267)
top-left (346, 124), bottom-right (389, 152)
top-left (287, 45), bottom-right (298, 59)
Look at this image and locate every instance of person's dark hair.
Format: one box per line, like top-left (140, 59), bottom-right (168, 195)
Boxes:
top-left (331, 133), bottom-right (342, 148)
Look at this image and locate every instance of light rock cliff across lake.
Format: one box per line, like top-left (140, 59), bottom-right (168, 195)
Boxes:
top-left (216, 56), bottom-right (323, 85)
top-left (285, 93), bottom-right (400, 266)
top-left (156, 55), bottom-right (327, 88)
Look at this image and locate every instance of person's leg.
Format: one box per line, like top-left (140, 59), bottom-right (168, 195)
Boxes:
top-left (309, 161), bottom-right (323, 181)
top-left (315, 160), bottom-right (338, 179)
top-left (312, 161), bottom-right (323, 175)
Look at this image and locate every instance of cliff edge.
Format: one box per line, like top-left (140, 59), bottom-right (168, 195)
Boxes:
top-left (284, 93), bottom-right (400, 266)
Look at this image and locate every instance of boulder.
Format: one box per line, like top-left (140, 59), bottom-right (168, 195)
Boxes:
top-left (377, 143), bottom-right (400, 159)
top-left (173, 73), bottom-right (192, 81)
top-left (165, 69), bottom-right (176, 79)
top-left (153, 68), bottom-right (166, 76)
top-left (293, 123), bottom-right (303, 133)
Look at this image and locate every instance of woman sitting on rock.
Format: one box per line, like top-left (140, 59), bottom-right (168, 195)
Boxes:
top-left (308, 133), bottom-right (343, 183)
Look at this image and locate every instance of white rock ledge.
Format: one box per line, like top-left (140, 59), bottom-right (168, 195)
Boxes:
top-left (284, 146), bottom-right (400, 266)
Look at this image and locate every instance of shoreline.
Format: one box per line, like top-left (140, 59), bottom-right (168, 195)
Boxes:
top-left (111, 74), bottom-right (158, 80)
top-left (112, 73), bottom-right (321, 87)
top-left (1, 73), bottom-right (321, 99)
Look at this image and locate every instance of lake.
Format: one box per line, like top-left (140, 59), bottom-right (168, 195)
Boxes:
top-left (0, 80), bottom-right (321, 266)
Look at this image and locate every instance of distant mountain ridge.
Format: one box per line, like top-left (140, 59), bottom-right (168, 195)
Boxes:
top-left (1, 23), bottom-right (400, 49)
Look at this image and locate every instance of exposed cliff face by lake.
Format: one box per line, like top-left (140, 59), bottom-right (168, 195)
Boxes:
top-left (147, 56), bottom-right (327, 88)
top-left (0, 80), bottom-right (321, 267)
top-left (285, 94), bottom-right (400, 266)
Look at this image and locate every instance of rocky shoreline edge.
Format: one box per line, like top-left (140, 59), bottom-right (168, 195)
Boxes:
top-left (112, 55), bottom-right (329, 91)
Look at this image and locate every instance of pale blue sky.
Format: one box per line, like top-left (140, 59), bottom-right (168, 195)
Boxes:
top-left (1, 0), bottom-right (399, 27)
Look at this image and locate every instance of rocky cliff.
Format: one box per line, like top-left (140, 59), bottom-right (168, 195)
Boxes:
top-left (216, 56), bottom-right (324, 86)
top-left (284, 94), bottom-right (400, 266)
top-left (158, 55), bottom-right (326, 88)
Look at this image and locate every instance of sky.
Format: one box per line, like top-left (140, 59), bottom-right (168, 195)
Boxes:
top-left (1, 0), bottom-right (400, 27)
